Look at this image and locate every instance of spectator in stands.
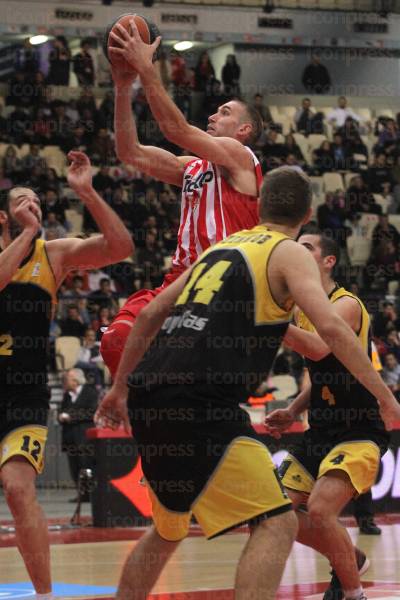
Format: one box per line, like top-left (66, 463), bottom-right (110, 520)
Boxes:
top-left (261, 126), bottom-right (287, 170)
top-left (96, 51), bottom-right (112, 88)
top-left (0, 166), bottom-right (12, 191)
top-left (158, 50), bottom-right (172, 91)
top-left (91, 306), bottom-right (113, 340)
top-left (327, 96), bottom-right (362, 129)
top-left (194, 51), bottom-right (215, 92)
top-left (170, 50), bottom-right (192, 118)
top-left (346, 175), bottom-right (380, 215)
top-left (59, 275), bottom-right (88, 319)
top-left (27, 71), bottom-right (47, 109)
top-left (110, 187), bottom-right (132, 230)
top-left (14, 38), bottom-right (39, 78)
top-left (73, 40), bottom-right (95, 86)
top-left (372, 214), bottom-right (400, 248)
top-left (0, 105), bottom-right (9, 142)
top-left (47, 36), bottom-right (71, 86)
top-left (137, 231), bottom-right (165, 288)
top-left (44, 211), bottom-right (67, 240)
top-left (373, 301), bottom-right (400, 338)
top-left (89, 129), bottom-right (115, 166)
top-left (59, 305), bottom-right (87, 338)
top-left (284, 134), bottom-right (305, 165)
top-left (366, 239), bottom-right (400, 291)
top-left (22, 144), bottom-right (47, 174)
top-left (313, 140), bottom-right (335, 173)
top-left (221, 54), bottom-right (241, 98)
top-left (294, 97), bottom-right (315, 135)
top-left (252, 93), bottom-right (273, 126)
top-left (88, 268), bottom-right (116, 292)
top-left (75, 328), bottom-right (104, 387)
top-left (301, 54), bottom-right (331, 94)
top-left (377, 117), bottom-right (400, 150)
top-left (98, 90), bottom-right (114, 130)
top-left (331, 133), bottom-right (351, 170)
top-left (317, 191), bottom-right (347, 246)
top-left (6, 71), bottom-right (28, 107)
top-left (8, 101), bottom-right (32, 145)
top-left (88, 277), bottom-right (119, 315)
top-left (41, 188), bottom-right (68, 226)
top-left (65, 99), bottom-right (80, 126)
top-left (2, 145), bottom-right (22, 179)
top-left (338, 116), bottom-right (367, 159)
top-left (59, 368), bottom-right (98, 500)
top-left (62, 124), bottom-right (89, 155)
top-left (50, 100), bottom-right (73, 147)
top-left (368, 153), bottom-right (394, 194)
top-left (41, 167), bottom-right (62, 195)
top-left (382, 352), bottom-right (400, 401)
top-left (383, 330), bottom-right (400, 362)
top-left (203, 79), bottom-right (227, 120)
top-left (92, 165), bottom-right (115, 194)
top-left (31, 107), bottom-right (52, 146)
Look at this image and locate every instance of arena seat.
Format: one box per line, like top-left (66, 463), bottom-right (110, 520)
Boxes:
top-left (322, 172), bottom-right (344, 193)
top-left (344, 171), bottom-right (359, 188)
top-left (65, 209), bottom-right (83, 235)
top-left (55, 336), bottom-right (81, 371)
top-left (308, 134), bottom-right (327, 153)
top-left (279, 106), bottom-right (296, 119)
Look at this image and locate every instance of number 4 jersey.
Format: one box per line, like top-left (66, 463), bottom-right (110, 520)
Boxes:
top-left (130, 225), bottom-right (295, 404)
top-left (0, 239), bottom-right (57, 387)
top-left (296, 285), bottom-right (386, 434)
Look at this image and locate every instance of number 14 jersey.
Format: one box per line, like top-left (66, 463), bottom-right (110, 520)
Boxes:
top-left (130, 225), bottom-right (294, 404)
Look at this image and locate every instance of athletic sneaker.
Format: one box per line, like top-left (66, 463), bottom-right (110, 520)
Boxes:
top-left (322, 550), bottom-right (370, 600)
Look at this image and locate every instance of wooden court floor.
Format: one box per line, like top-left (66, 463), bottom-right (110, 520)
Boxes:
top-left (1, 518), bottom-right (400, 599)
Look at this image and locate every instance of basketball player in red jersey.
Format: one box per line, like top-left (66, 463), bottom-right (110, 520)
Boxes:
top-left (101, 23), bottom-right (263, 376)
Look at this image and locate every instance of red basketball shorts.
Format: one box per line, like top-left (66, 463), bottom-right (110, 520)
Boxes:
top-left (100, 288), bottom-right (159, 378)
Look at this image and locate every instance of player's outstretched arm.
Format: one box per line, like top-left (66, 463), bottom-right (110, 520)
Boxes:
top-left (276, 241), bottom-right (400, 429)
top-left (95, 268), bottom-right (191, 431)
top-left (113, 67), bottom-right (193, 186)
top-left (109, 21), bottom-right (252, 172)
top-left (0, 198), bottom-right (41, 291)
top-left (46, 152), bottom-right (133, 283)
top-left (284, 296), bottom-right (361, 361)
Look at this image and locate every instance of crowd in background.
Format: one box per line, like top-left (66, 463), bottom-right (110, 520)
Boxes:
top-left (2, 39), bottom-right (400, 397)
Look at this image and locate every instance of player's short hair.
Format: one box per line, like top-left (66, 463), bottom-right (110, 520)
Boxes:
top-left (236, 100), bottom-right (263, 146)
top-left (260, 167), bottom-right (312, 226)
top-left (300, 224), bottom-right (341, 268)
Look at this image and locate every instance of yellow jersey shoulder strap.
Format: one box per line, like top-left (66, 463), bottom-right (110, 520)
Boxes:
top-left (12, 239), bottom-right (57, 303)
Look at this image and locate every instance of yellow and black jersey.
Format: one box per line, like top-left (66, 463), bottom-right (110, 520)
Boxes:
top-left (0, 239), bottom-right (57, 387)
top-left (296, 285), bottom-right (386, 434)
top-left (130, 225), bottom-right (294, 404)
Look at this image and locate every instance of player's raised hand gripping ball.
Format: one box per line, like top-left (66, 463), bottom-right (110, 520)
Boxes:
top-left (103, 13), bottom-right (161, 75)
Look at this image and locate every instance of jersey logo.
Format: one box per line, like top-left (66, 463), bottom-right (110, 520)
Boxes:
top-left (330, 453), bottom-right (345, 465)
top-left (183, 170), bottom-right (214, 196)
top-left (31, 262), bottom-right (41, 277)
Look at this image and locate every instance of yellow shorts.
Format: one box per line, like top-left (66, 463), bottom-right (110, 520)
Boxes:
top-left (0, 425), bottom-right (48, 474)
top-left (146, 437), bottom-right (292, 541)
top-left (280, 440), bottom-right (381, 496)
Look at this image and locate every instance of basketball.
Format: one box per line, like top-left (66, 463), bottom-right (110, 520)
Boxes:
top-left (103, 13), bottom-right (161, 74)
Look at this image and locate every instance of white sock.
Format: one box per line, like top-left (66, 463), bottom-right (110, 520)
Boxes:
top-left (35, 593), bottom-right (54, 600)
top-left (344, 587), bottom-right (364, 600)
